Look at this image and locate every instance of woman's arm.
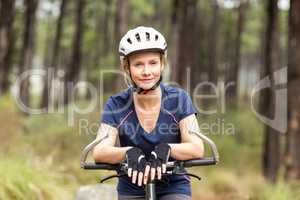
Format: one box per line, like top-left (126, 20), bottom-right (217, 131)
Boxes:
top-left (169, 114), bottom-right (205, 160)
top-left (92, 123), bottom-right (132, 164)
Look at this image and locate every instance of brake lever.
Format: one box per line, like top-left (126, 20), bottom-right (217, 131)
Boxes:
top-left (166, 162), bottom-right (202, 181)
top-left (100, 172), bottom-right (127, 183)
top-left (172, 172), bottom-right (202, 181)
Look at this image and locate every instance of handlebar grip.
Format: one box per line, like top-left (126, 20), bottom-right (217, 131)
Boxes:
top-left (81, 162), bottom-right (120, 170)
top-left (183, 157), bottom-right (217, 167)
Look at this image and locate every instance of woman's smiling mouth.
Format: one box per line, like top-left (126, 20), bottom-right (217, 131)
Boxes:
top-left (140, 78), bottom-right (154, 82)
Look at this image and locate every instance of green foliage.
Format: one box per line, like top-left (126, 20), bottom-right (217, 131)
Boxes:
top-left (242, 1), bottom-right (265, 55)
top-left (279, 9), bottom-right (289, 57)
top-left (198, 105), bottom-right (263, 170)
top-left (129, 0), bottom-right (155, 22)
top-left (0, 95), bottom-right (23, 154)
top-left (260, 181), bottom-right (300, 200)
top-left (0, 157), bottom-right (74, 200)
top-left (192, 166), bottom-right (300, 200)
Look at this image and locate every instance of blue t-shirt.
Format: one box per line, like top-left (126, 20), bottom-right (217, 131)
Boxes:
top-left (101, 83), bottom-right (197, 196)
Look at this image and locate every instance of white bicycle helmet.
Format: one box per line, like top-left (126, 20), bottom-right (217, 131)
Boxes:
top-left (119, 26), bottom-right (167, 56)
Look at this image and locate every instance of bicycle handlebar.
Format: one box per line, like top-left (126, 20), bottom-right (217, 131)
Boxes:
top-left (82, 157), bottom-right (217, 171)
top-left (80, 130), bottom-right (219, 170)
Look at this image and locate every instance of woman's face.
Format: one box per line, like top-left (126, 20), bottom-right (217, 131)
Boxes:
top-left (128, 51), bottom-right (163, 90)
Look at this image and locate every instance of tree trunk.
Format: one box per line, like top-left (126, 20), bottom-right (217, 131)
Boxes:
top-left (170, 0), bottom-right (181, 83)
top-left (114, 0), bottom-right (128, 48)
top-left (207, 0), bottom-right (219, 84)
top-left (223, 14), bottom-right (235, 83)
top-left (226, 0), bottom-right (248, 102)
top-left (0, 0), bottom-right (15, 95)
top-left (19, 0), bottom-right (38, 110)
top-left (285, 0), bottom-right (300, 181)
top-left (114, 0), bottom-right (128, 91)
top-left (40, 14), bottom-right (53, 108)
top-left (175, 0), bottom-right (198, 90)
top-left (100, 0), bottom-right (112, 60)
top-left (41, 0), bottom-right (67, 108)
top-left (64, 0), bottom-right (85, 104)
top-left (261, 0), bottom-right (280, 183)
top-left (93, 0), bottom-right (111, 68)
top-left (190, 2), bottom-right (203, 90)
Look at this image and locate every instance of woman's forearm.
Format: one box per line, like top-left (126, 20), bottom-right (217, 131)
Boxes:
top-left (93, 145), bottom-right (132, 164)
top-left (169, 142), bottom-right (204, 160)
top-left (93, 142), bottom-right (204, 164)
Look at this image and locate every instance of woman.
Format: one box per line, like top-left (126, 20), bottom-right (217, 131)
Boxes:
top-left (93, 26), bottom-right (204, 200)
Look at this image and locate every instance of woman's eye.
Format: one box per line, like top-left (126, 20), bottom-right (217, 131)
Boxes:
top-left (134, 63), bottom-right (143, 67)
top-left (150, 61), bottom-right (158, 65)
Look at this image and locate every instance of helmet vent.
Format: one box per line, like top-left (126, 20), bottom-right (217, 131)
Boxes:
top-left (135, 33), bottom-right (141, 42)
top-left (127, 38), bottom-right (132, 44)
top-left (146, 32), bottom-right (150, 41)
top-left (155, 34), bottom-right (159, 41)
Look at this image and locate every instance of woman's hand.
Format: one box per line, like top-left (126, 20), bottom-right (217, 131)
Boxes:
top-left (125, 144), bottom-right (171, 186)
top-left (125, 147), bottom-right (150, 186)
top-left (148, 143), bottom-right (171, 181)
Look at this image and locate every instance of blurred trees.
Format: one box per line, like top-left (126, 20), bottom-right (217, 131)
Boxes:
top-left (169, 0), bottom-right (180, 83)
top-left (261, 0), bottom-right (280, 183)
top-left (93, 0), bottom-right (112, 68)
top-left (63, 0), bottom-right (85, 104)
top-left (227, 0), bottom-right (249, 102)
top-left (41, 0), bottom-right (68, 108)
top-left (0, 0), bottom-right (299, 184)
top-left (171, 0), bottom-right (198, 89)
top-left (286, 0), bottom-right (300, 181)
top-left (19, 0), bottom-right (38, 108)
top-left (0, 0), bottom-right (15, 96)
top-left (114, 0), bottom-right (128, 53)
top-left (114, 0), bottom-right (129, 90)
top-left (207, 0), bottom-right (219, 85)
top-left (1, 0), bottom-right (265, 104)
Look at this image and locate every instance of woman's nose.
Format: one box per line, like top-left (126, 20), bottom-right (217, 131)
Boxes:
top-left (142, 65), bottom-right (151, 75)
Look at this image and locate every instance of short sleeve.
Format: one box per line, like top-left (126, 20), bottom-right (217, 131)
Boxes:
top-left (177, 90), bottom-right (198, 122)
top-left (101, 97), bottom-right (118, 128)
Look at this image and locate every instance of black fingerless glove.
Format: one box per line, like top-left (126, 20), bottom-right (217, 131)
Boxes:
top-left (126, 147), bottom-right (148, 173)
top-left (149, 143), bottom-right (171, 169)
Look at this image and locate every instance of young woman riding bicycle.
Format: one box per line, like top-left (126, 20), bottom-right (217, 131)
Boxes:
top-left (92, 26), bottom-right (204, 200)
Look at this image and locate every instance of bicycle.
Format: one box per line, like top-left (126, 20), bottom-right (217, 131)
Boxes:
top-left (80, 130), bottom-right (219, 200)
